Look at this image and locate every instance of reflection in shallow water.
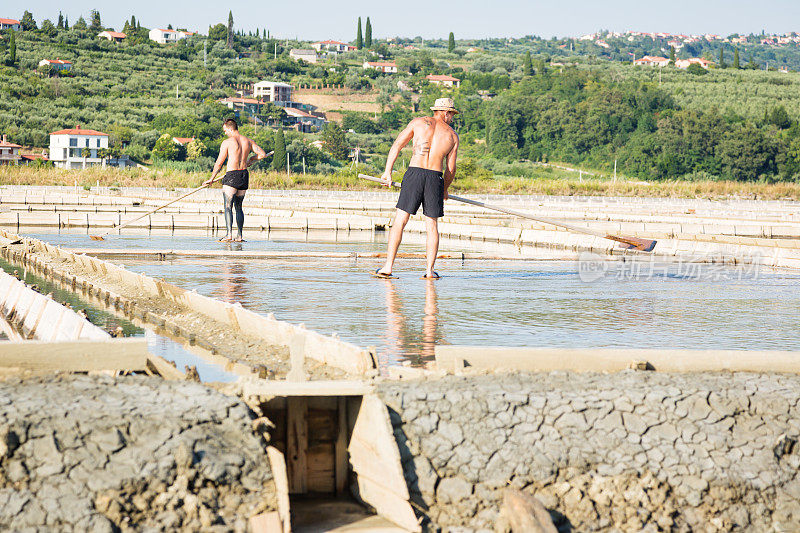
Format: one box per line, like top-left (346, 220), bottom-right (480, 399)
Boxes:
top-left (112, 257), bottom-right (800, 367)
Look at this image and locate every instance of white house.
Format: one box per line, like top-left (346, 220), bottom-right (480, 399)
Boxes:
top-left (426, 74), bottom-right (461, 88)
top-left (312, 40), bottom-right (355, 53)
top-left (633, 56), bottom-right (670, 67)
top-left (0, 18), bottom-right (20, 31)
top-left (98, 30), bottom-right (126, 42)
top-left (675, 58), bottom-right (714, 70)
top-left (253, 81), bottom-right (293, 104)
top-left (283, 108), bottom-right (326, 131)
top-left (289, 49), bottom-right (318, 64)
top-left (149, 28), bottom-right (194, 44)
top-left (49, 126), bottom-right (109, 169)
top-left (0, 135), bottom-right (21, 166)
top-left (38, 59), bottom-right (72, 72)
top-left (363, 61), bottom-right (398, 74)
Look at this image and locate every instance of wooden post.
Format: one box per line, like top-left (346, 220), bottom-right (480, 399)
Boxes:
top-left (335, 396), bottom-right (348, 494)
top-left (287, 397), bottom-right (308, 493)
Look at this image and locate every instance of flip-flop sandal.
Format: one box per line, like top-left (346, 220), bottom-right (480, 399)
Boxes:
top-left (372, 269), bottom-right (398, 279)
top-left (420, 272), bottom-right (441, 280)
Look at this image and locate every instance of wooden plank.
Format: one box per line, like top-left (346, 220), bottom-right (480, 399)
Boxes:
top-left (348, 394), bottom-right (419, 532)
top-left (0, 339), bottom-right (148, 372)
top-left (145, 355), bottom-right (185, 380)
top-left (287, 397), bottom-right (308, 494)
top-left (266, 446), bottom-right (291, 533)
top-left (248, 512), bottom-right (282, 533)
top-left (306, 443), bottom-right (335, 494)
top-left (239, 378), bottom-right (374, 398)
top-left (335, 396), bottom-right (348, 495)
top-left (435, 346), bottom-right (800, 374)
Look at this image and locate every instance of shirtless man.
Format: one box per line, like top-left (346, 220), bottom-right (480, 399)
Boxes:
top-left (374, 98), bottom-right (459, 279)
top-left (204, 118), bottom-right (267, 242)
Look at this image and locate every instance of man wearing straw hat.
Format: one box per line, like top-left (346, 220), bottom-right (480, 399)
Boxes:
top-left (373, 97), bottom-right (460, 280)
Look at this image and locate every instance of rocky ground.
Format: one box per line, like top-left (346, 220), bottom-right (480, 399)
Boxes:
top-left (0, 375), bottom-right (277, 532)
top-left (378, 371), bottom-right (800, 532)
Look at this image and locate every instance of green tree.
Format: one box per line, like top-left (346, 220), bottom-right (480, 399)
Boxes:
top-left (365, 17), bottom-right (372, 48)
top-left (208, 23), bottom-right (226, 41)
top-left (57, 12), bottom-right (64, 29)
top-left (322, 122), bottom-right (350, 160)
top-left (226, 11), bottom-right (234, 48)
top-left (686, 63), bottom-right (708, 76)
top-left (90, 10), bottom-right (101, 32)
top-left (718, 47), bottom-right (725, 68)
top-left (40, 19), bottom-right (57, 37)
top-left (272, 128), bottom-right (287, 171)
top-left (356, 17), bottom-right (363, 49)
top-left (768, 106), bottom-right (792, 129)
top-left (152, 134), bottom-right (182, 160)
top-left (7, 30), bottom-right (16, 66)
top-left (63, 15), bottom-right (68, 30)
top-left (669, 46), bottom-right (675, 64)
top-left (448, 32), bottom-right (456, 53)
top-left (20, 11), bottom-right (37, 31)
top-left (523, 51), bottom-right (534, 76)
top-left (73, 16), bottom-right (87, 31)
top-left (734, 48), bottom-right (740, 69)
top-left (186, 139), bottom-right (208, 160)
top-left (131, 15), bottom-right (136, 28)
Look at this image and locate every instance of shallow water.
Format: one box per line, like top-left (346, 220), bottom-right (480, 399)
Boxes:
top-left (21, 230), bottom-right (800, 366)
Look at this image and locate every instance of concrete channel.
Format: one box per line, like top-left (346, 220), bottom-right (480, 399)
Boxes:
top-left (2, 187), bottom-right (800, 531)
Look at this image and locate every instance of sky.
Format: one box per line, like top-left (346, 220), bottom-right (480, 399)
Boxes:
top-left (10, 1), bottom-right (800, 41)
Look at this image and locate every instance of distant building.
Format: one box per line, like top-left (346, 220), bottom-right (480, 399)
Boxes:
top-left (283, 107), bottom-right (326, 131)
top-left (675, 58), bottom-right (714, 70)
top-left (172, 137), bottom-right (194, 146)
top-left (98, 31), bottom-right (126, 42)
top-left (426, 74), bottom-right (461, 88)
top-left (49, 126), bottom-right (109, 169)
top-left (0, 18), bottom-right (20, 31)
top-left (289, 49), bottom-right (318, 64)
top-left (149, 28), bottom-right (194, 44)
top-left (0, 135), bottom-right (21, 165)
top-left (312, 40), bottom-right (355, 54)
top-left (633, 56), bottom-right (670, 67)
top-left (253, 81), bottom-right (293, 104)
top-left (38, 59), bottom-right (72, 72)
top-left (363, 61), bottom-right (398, 74)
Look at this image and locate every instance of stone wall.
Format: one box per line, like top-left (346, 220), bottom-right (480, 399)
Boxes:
top-left (0, 375), bottom-right (276, 532)
top-left (378, 372), bottom-right (800, 532)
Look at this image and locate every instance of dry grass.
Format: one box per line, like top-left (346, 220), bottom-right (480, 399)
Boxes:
top-left (3, 166), bottom-right (800, 200)
top-left (293, 90), bottom-right (381, 114)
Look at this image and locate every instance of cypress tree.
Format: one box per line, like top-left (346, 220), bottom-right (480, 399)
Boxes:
top-left (734, 48), bottom-right (740, 69)
top-left (356, 17), bottom-right (363, 49)
top-left (226, 11), bottom-right (234, 48)
top-left (273, 129), bottom-right (287, 171)
top-left (57, 12), bottom-right (64, 29)
top-left (523, 51), bottom-right (534, 76)
top-left (131, 16), bottom-right (136, 29)
top-left (64, 15), bottom-right (68, 30)
top-left (8, 31), bottom-right (16, 66)
top-left (365, 17), bottom-right (372, 48)
top-left (669, 46), bottom-right (675, 64)
top-left (448, 32), bottom-right (456, 53)
top-left (719, 47), bottom-right (725, 68)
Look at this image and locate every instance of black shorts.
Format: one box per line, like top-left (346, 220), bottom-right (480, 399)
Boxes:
top-left (395, 167), bottom-right (444, 218)
top-left (221, 169), bottom-right (249, 190)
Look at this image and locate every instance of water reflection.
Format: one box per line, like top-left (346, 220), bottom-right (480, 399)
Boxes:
top-left (380, 279), bottom-right (442, 366)
top-left (212, 261), bottom-right (249, 304)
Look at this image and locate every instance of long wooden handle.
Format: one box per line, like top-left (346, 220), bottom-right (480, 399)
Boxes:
top-left (357, 173), bottom-right (656, 251)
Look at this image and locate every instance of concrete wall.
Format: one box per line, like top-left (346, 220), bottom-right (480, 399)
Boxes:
top-left (378, 372), bottom-right (800, 531)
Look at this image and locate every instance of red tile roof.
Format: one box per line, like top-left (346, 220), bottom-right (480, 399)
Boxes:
top-left (50, 126), bottom-right (108, 136)
top-left (284, 108), bottom-right (315, 118)
top-left (316, 40), bottom-right (346, 45)
top-left (100, 31), bottom-right (127, 38)
top-left (172, 137), bottom-right (194, 145)
top-left (21, 154), bottom-right (48, 161)
top-left (42, 59), bottom-right (73, 65)
top-left (0, 18), bottom-right (20, 25)
top-left (0, 140), bottom-right (21, 148)
top-left (366, 61), bottom-right (397, 67)
top-left (426, 74), bottom-right (460, 82)
top-left (220, 97), bottom-right (263, 105)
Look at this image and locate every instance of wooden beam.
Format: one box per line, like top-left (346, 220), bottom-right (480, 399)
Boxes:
top-left (0, 338), bottom-right (147, 372)
top-left (436, 346), bottom-right (800, 374)
top-left (266, 446), bottom-right (291, 533)
top-left (287, 397), bottom-right (308, 494)
top-left (145, 355), bottom-right (185, 380)
top-left (239, 378), bottom-right (374, 398)
top-left (335, 396), bottom-right (348, 495)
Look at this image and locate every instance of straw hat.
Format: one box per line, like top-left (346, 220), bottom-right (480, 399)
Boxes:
top-left (430, 97), bottom-right (459, 114)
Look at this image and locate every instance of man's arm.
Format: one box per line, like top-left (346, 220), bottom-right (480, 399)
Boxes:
top-left (443, 134), bottom-right (459, 200)
top-left (246, 142), bottom-right (268, 168)
top-left (382, 120), bottom-right (416, 184)
top-left (204, 140), bottom-right (229, 185)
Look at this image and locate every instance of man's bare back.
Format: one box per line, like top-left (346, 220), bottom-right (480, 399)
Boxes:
top-left (407, 116), bottom-right (459, 172)
top-left (221, 134), bottom-right (260, 171)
